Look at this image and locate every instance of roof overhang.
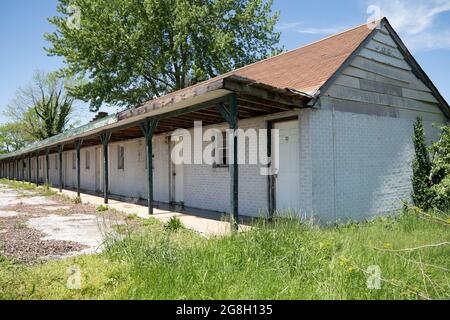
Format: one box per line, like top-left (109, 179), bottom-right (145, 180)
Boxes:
top-left (118, 75), bottom-right (312, 122)
top-left (0, 75), bottom-right (312, 160)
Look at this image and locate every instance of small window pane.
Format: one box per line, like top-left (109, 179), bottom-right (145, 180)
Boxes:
top-left (85, 150), bottom-right (90, 170)
top-left (72, 152), bottom-right (76, 170)
top-left (214, 132), bottom-right (229, 166)
top-left (118, 146), bottom-right (124, 170)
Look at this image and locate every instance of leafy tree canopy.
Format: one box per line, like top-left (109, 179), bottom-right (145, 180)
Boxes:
top-left (45, 0), bottom-right (281, 111)
top-left (4, 71), bottom-right (75, 140)
top-left (0, 122), bottom-right (34, 154)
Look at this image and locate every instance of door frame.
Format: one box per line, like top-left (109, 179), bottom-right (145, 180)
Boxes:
top-left (267, 116), bottom-right (299, 217)
top-left (169, 134), bottom-right (185, 206)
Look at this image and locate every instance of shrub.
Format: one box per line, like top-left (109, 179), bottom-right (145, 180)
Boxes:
top-left (411, 118), bottom-right (432, 209)
top-left (430, 125), bottom-right (450, 184)
top-left (429, 176), bottom-right (450, 211)
top-left (429, 125), bottom-right (450, 211)
top-left (411, 120), bottom-right (450, 212)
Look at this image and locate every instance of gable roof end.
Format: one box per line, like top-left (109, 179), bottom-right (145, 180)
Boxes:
top-left (316, 18), bottom-right (450, 119)
top-left (381, 18), bottom-right (450, 119)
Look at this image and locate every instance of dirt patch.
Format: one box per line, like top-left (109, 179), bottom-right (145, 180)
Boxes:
top-left (0, 226), bottom-right (87, 265)
top-left (27, 214), bottom-right (123, 251)
top-left (0, 183), bottom-right (131, 264)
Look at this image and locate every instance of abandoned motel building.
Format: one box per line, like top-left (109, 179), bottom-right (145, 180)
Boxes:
top-left (1, 18), bottom-right (449, 225)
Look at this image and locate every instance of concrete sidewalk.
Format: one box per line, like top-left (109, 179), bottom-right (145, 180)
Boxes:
top-left (53, 187), bottom-right (250, 236)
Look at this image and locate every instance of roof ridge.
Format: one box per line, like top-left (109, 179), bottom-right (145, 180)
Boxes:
top-left (221, 19), bottom-right (384, 78)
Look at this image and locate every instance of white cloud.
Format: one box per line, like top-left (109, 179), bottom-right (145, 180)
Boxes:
top-left (370, 0), bottom-right (450, 51)
top-left (277, 22), bottom-right (348, 35)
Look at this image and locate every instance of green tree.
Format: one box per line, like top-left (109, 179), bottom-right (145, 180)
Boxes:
top-left (5, 71), bottom-right (75, 140)
top-left (45, 0), bottom-right (281, 111)
top-left (0, 122), bottom-right (34, 154)
top-left (411, 117), bottom-right (432, 209)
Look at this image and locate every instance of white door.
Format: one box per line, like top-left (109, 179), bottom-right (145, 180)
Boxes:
top-left (274, 120), bottom-right (300, 215)
top-left (95, 147), bottom-right (103, 192)
top-left (171, 136), bottom-right (184, 204)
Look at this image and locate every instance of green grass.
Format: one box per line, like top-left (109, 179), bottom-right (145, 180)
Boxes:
top-left (0, 178), bottom-right (37, 191)
top-left (0, 207), bottom-right (448, 300)
top-left (96, 205), bottom-right (109, 212)
top-left (0, 179), bottom-right (56, 196)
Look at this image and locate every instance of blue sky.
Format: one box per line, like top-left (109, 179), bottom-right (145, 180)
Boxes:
top-left (1, 0), bottom-right (450, 125)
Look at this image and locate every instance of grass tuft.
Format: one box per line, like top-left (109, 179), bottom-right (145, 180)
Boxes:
top-left (96, 205), bottom-right (109, 212)
top-left (72, 196), bottom-right (82, 204)
top-left (164, 217), bottom-right (184, 232)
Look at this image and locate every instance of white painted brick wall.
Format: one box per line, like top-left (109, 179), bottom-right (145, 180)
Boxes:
top-left (184, 118), bottom-right (269, 217)
top-left (309, 107), bottom-right (443, 222)
top-left (310, 109), bottom-right (336, 222)
top-left (108, 136), bottom-right (170, 202)
top-left (297, 109), bottom-right (313, 216)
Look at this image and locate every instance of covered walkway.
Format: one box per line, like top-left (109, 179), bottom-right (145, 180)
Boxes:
top-left (0, 75), bottom-right (312, 232)
top-left (51, 186), bottom-right (252, 236)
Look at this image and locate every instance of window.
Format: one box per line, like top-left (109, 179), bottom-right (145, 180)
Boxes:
top-left (117, 145), bottom-right (125, 170)
top-left (85, 150), bottom-right (90, 170)
top-left (55, 155), bottom-right (58, 170)
top-left (72, 152), bottom-right (76, 170)
top-left (213, 131), bottom-right (229, 167)
top-left (138, 140), bottom-right (145, 163)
